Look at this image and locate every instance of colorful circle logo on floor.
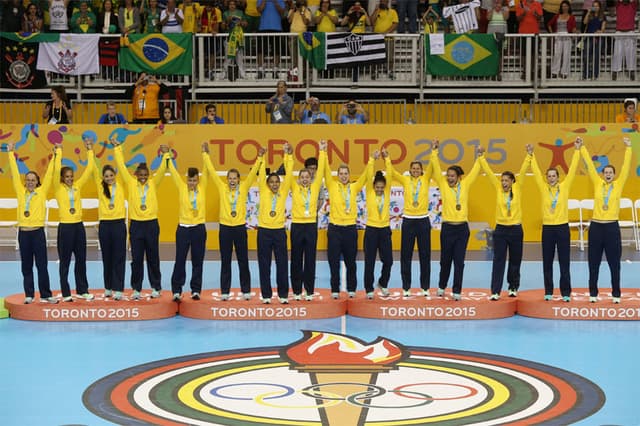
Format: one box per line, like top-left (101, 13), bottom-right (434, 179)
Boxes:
top-left (83, 330), bottom-right (604, 426)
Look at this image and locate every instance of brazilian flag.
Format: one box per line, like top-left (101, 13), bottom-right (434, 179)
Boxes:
top-left (119, 33), bottom-right (192, 76)
top-left (425, 34), bottom-right (498, 77)
top-left (299, 32), bottom-right (326, 71)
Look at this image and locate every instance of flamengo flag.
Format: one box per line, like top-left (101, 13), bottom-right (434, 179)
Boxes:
top-left (118, 33), bottom-right (192, 76)
top-left (299, 32), bottom-right (386, 71)
top-left (425, 33), bottom-right (498, 77)
top-left (37, 33), bottom-right (100, 75)
top-left (1, 32), bottom-right (56, 89)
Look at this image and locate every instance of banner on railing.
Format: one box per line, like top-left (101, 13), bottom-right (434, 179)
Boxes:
top-left (36, 33), bottom-right (100, 75)
top-left (425, 34), bottom-right (499, 77)
top-left (299, 32), bottom-right (386, 71)
top-left (0, 33), bottom-right (53, 89)
top-left (119, 33), bottom-right (192, 76)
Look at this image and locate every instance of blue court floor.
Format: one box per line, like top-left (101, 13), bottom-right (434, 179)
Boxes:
top-left (1, 247), bottom-right (640, 426)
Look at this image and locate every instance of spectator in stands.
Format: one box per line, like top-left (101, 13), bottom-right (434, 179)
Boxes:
top-left (222, 0), bottom-right (247, 80)
top-left (180, 0), bottom-right (202, 33)
top-left (140, 0), bottom-right (162, 33)
top-left (159, 105), bottom-right (178, 124)
top-left (22, 3), bottom-right (43, 33)
top-left (266, 80), bottom-right (294, 123)
top-left (43, 85), bottom-right (72, 124)
top-left (487, 0), bottom-right (508, 34)
top-left (288, 0), bottom-right (312, 78)
top-left (128, 73), bottom-right (168, 124)
top-left (98, 102), bottom-right (129, 124)
top-left (371, 0), bottom-right (398, 79)
top-left (244, 0), bottom-right (262, 34)
top-left (336, 100), bottom-right (369, 124)
top-left (70, 1), bottom-right (96, 32)
top-left (2, 1), bottom-right (25, 32)
top-left (297, 96), bottom-right (332, 123)
top-left (615, 99), bottom-right (639, 123)
top-left (541, 0), bottom-right (561, 32)
top-left (119, 0), bottom-right (141, 34)
top-left (611, 0), bottom-right (638, 81)
top-left (48, 0), bottom-right (70, 32)
top-left (478, 0), bottom-right (491, 33)
top-left (200, 1), bottom-right (222, 80)
top-left (396, 0), bottom-right (418, 33)
top-left (199, 103), bottom-right (225, 124)
top-left (581, 0), bottom-right (606, 80)
top-left (257, 0), bottom-right (287, 79)
top-left (98, 0), bottom-right (119, 34)
top-left (548, 1), bottom-right (576, 79)
top-left (443, 0), bottom-right (480, 34)
top-left (341, 2), bottom-right (370, 33)
top-left (516, 0), bottom-right (542, 79)
top-left (314, 0), bottom-right (339, 32)
top-left (421, 7), bottom-right (440, 33)
top-left (160, 0), bottom-right (184, 33)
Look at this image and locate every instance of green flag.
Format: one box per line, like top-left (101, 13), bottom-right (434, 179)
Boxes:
top-left (425, 34), bottom-right (499, 77)
top-left (298, 32), bottom-right (326, 71)
top-left (119, 33), bottom-right (192, 76)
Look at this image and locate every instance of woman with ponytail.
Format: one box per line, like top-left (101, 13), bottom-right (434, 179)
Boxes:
top-left (93, 153), bottom-right (127, 300)
top-left (363, 150), bottom-right (393, 299)
top-left (112, 138), bottom-right (168, 300)
top-left (52, 138), bottom-right (96, 302)
top-left (477, 147), bottom-right (531, 300)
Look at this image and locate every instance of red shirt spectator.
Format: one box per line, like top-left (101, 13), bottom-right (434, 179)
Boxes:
top-left (516, 0), bottom-right (542, 33)
top-left (615, 0), bottom-right (638, 31)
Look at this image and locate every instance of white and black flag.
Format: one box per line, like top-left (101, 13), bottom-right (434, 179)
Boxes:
top-left (325, 33), bottom-right (387, 68)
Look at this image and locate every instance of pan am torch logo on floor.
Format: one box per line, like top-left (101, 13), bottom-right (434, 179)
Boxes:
top-left (83, 330), bottom-right (604, 426)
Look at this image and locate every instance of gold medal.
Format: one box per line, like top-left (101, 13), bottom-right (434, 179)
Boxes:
top-left (507, 209), bottom-right (511, 217)
top-left (270, 210), bottom-right (276, 217)
top-left (192, 209), bottom-right (198, 216)
top-left (140, 204), bottom-right (147, 211)
top-left (69, 208), bottom-right (76, 214)
top-left (24, 211), bottom-right (30, 217)
top-left (304, 210), bottom-right (310, 217)
top-left (231, 211), bottom-right (237, 217)
top-left (455, 204), bottom-right (461, 211)
top-left (413, 201), bottom-right (418, 207)
top-left (108, 203), bottom-right (115, 210)
top-left (603, 204), bottom-right (608, 211)
top-left (550, 207), bottom-right (555, 214)
top-left (345, 209), bottom-right (351, 214)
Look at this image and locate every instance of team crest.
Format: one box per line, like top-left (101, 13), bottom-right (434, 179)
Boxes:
top-left (345, 34), bottom-right (363, 56)
top-left (3, 43), bottom-right (38, 89)
top-left (84, 330), bottom-right (604, 425)
top-left (57, 49), bottom-right (78, 74)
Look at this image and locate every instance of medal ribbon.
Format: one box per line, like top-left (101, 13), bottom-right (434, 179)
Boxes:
top-left (377, 193), bottom-right (384, 216)
top-left (191, 188), bottom-right (198, 210)
top-left (229, 187), bottom-right (239, 212)
top-left (342, 183), bottom-right (351, 211)
top-left (25, 190), bottom-right (36, 214)
top-left (503, 190), bottom-right (512, 214)
top-left (549, 186), bottom-right (560, 210)
top-left (451, 182), bottom-right (461, 206)
top-left (271, 192), bottom-right (278, 213)
top-left (602, 183), bottom-right (613, 209)
top-left (302, 186), bottom-right (311, 213)
top-left (139, 183), bottom-right (149, 207)
top-left (110, 183), bottom-right (116, 206)
top-left (412, 179), bottom-right (421, 206)
top-left (68, 186), bottom-right (75, 210)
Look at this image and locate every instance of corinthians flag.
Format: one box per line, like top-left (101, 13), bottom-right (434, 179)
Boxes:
top-left (0, 32), bottom-right (53, 89)
top-left (299, 32), bottom-right (386, 70)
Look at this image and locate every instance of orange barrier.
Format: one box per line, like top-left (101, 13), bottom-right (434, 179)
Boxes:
top-left (179, 289), bottom-right (347, 320)
top-left (347, 288), bottom-right (517, 320)
top-left (4, 290), bottom-right (178, 321)
top-left (517, 288), bottom-right (640, 320)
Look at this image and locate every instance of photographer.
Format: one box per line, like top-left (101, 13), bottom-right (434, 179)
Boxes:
top-left (128, 73), bottom-right (168, 124)
top-left (297, 97), bottom-right (331, 124)
top-left (371, 0), bottom-right (398, 79)
top-left (336, 100), bottom-right (369, 124)
top-left (341, 1), bottom-right (370, 32)
top-left (266, 80), bottom-right (294, 124)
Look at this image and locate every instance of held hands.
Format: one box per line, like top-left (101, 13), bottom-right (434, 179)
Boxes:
top-left (258, 147), bottom-right (266, 157)
top-left (373, 150), bottom-right (380, 160)
top-left (574, 137), bottom-right (583, 149)
top-left (160, 144), bottom-right (170, 154)
top-left (381, 148), bottom-right (389, 159)
top-left (476, 145), bottom-right (485, 156)
top-left (201, 142), bottom-right (209, 153)
top-left (526, 143), bottom-right (534, 155)
top-left (623, 137), bottom-right (632, 147)
top-left (283, 142), bottom-right (293, 154)
top-left (431, 139), bottom-right (439, 150)
top-left (6, 143), bottom-right (14, 152)
top-left (319, 139), bottom-right (327, 151)
top-left (109, 137), bottom-right (120, 147)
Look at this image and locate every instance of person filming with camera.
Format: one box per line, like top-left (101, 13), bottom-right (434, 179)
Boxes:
top-left (336, 99), bottom-right (369, 124)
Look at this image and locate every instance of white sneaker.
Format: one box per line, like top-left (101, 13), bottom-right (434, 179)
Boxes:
top-left (437, 288), bottom-right (445, 297)
top-left (131, 290), bottom-right (141, 300)
top-left (243, 293), bottom-right (252, 300)
top-left (403, 290), bottom-right (411, 297)
top-left (104, 289), bottom-right (113, 298)
top-left (172, 293), bottom-right (182, 301)
top-left (348, 291), bottom-right (356, 298)
top-left (612, 297), bottom-right (621, 304)
top-left (191, 292), bottom-right (201, 300)
top-left (279, 297), bottom-right (289, 304)
top-left (377, 285), bottom-right (390, 297)
top-left (508, 289), bottom-right (518, 297)
top-left (589, 296), bottom-right (597, 303)
top-left (366, 292), bottom-right (374, 300)
top-left (46, 297), bottom-right (59, 304)
top-left (81, 293), bottom-right (95, 301)
top-left (331, 292), bottom-right (339, 299)
top-left (305, 294), bottom-right (313, 301)
top-left (262, 298), bottom-right (271, 304)
top-left (452, 293), bottom-right (461, 301)
top-left (294, 294), bottom-right (302, 301)
top-left (220, 294), bottom-right (229, 301)
top-left (24, 297), bottom-right (33, 304)
top-left (150, 290), bottom-right (160, 298)
top-left (489, 294), bottom-right (500, 301)
top-left (113, 291), bottom-right (123, 301)
top-left (63, 296), bottom-right (73, 302)
top-left (421, 289), bottom-right (430, 298)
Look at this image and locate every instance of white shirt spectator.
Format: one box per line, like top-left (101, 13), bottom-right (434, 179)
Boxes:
top-left (443, 0), bottom-right (481, 34)
top-left (160, 8), bottom-right (184, 33)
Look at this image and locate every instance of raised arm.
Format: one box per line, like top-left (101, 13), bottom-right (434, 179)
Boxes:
top-left (282, 145), bottom-right (294, 193)
top-left (563, 139), bottom-right (582, 188)
top-left (430, 140), bottom-right (446, 187)
top-left (75, 139), bottom-right (96, 189)
top-left (6, 144), bottom-right (24, 195)
top-left (40, 147), bottom-right (56, 196)
top-left (241, 149), bottom-right (265, 191)
top-left (312, 142), bottom-right (327, 193)
top-left (151, 145), bottom-right (170, 187)
top-left (478, 152), bottom-right (500, 191)
top-left (579, 144), bottom-right (600, 185)
top-left (323, 151), bottom-right (335, 191)
top-left (112, 142), bottom-right (135, 185)
top-left (617, 138), bottom-right (633, 186)
top-left (165, 149), bottom-right (185, 189)
top-left (202, 142), bottom-right (224, 189)
top-left (354, 154), bottom-right (376, 193)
